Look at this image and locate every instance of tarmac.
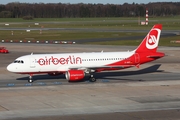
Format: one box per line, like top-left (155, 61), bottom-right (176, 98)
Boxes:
top-left (0, 43), bottom-right (180, 120)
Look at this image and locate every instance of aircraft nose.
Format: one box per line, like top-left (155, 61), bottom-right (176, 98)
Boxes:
top-left (7, 63), bottom-right (15, 72)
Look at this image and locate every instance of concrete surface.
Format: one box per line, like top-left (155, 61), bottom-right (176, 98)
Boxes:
top-left (0, 43), bottom-right (180, 120)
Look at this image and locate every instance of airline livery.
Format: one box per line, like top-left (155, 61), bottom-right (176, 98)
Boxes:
top-left (7, 24), bottom-right (165, 83)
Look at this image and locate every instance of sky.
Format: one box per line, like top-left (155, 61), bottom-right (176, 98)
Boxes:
top-left (0, 0), bottom-right (179, 5)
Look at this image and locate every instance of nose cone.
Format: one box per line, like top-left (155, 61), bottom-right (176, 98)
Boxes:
top-left (7, 63), bottom-right (16, 72)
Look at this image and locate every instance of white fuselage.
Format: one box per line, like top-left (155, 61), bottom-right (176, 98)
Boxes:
top-left (7, 51), bottom-right (135, 73)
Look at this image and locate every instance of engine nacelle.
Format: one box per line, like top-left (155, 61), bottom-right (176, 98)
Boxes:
top-left (65, 70), bottom-right (85, 82)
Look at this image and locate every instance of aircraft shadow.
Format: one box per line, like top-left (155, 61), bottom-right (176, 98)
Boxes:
top-left (94, 64), bottom-right (164, 81)
top-left (17, 64), bottom-right (163, 82)
top-left (17, 74), bottom-right (65, 81)
top-left (95, 64), bottom-right (163, 76)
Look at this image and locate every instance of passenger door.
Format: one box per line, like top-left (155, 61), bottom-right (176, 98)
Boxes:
top-left (30, 57), bottom-right (36, 68)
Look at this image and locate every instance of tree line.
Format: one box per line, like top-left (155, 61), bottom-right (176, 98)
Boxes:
top-left (0, 2), bottom-right (180, 18)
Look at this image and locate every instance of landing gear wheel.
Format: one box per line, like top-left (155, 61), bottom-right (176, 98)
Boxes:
top-left (28, 79), bottom-right (33, 83)
top-left (28, 74), bottom-right (33, 83)
top-left (89, 77), bottom-right (96, 82)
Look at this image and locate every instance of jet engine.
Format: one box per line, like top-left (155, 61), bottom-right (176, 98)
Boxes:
top-left (65, 70), bottom-right (85, 82)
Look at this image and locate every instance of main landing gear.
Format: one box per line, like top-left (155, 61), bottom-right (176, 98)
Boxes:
top-left (89, 75), bottom-right (96, 82)
top-left (28, 74), bottom-right (34, 83)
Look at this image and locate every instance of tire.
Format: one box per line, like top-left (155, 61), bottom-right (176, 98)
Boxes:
top-left (89, 77), bottom-right (96, 82)
top-left (28, 79), bottom-right (33, 83)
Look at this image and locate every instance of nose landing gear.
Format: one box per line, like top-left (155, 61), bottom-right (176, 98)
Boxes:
top-left (28, 74), bottom-right (34, 83)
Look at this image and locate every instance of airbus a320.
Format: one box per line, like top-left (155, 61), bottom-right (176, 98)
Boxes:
top-left (7, 24), bottom-right (165, 83)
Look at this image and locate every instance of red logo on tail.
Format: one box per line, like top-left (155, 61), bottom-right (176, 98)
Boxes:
top-left (146, 28), bottom-right (161, 49)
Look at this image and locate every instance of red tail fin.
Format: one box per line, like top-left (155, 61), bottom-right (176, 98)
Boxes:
top-left (135, 24), bottom-right (162, 53)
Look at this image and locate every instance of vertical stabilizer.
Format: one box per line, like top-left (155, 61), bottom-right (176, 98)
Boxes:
top-left (135, 24), bottom-right (162, 53)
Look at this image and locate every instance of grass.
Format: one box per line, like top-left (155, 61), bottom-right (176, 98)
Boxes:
top-left (0, 16), bottom-right (180, 22)
top-left (0, 17), bottom-right (180, 46)
top-left (0, 17), bottom-right (180, 30)
top-left (0, 31), bottom-right (146, 40)
top-left (87, 35), bottom-right (180, 47)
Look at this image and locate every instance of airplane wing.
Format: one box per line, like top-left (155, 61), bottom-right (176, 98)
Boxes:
top-left (68, 65), bottom-right (135, 71)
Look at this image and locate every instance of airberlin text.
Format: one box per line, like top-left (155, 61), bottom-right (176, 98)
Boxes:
top-left (37, 56), bottom-right (82, 66)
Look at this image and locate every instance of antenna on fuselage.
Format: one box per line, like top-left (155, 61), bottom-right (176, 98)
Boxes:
top-left (31, 52), bottom-right (33, 55)
top-left (101, 50), bottom-right (103, 53)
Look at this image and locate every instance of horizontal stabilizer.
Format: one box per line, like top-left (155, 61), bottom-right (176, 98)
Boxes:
top-left (148, 55), bottom-right (163, 58)
top-left (147, 52), bottom-right (165, 58)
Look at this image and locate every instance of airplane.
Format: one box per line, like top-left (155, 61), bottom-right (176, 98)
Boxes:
top-left (7, 24), bottom-right (165, 83)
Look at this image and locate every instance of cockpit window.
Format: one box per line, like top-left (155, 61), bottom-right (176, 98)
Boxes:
top-left (14, 60), bottom-right (24, 64)
top-left (14, 60), bottom-right (17, 63)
